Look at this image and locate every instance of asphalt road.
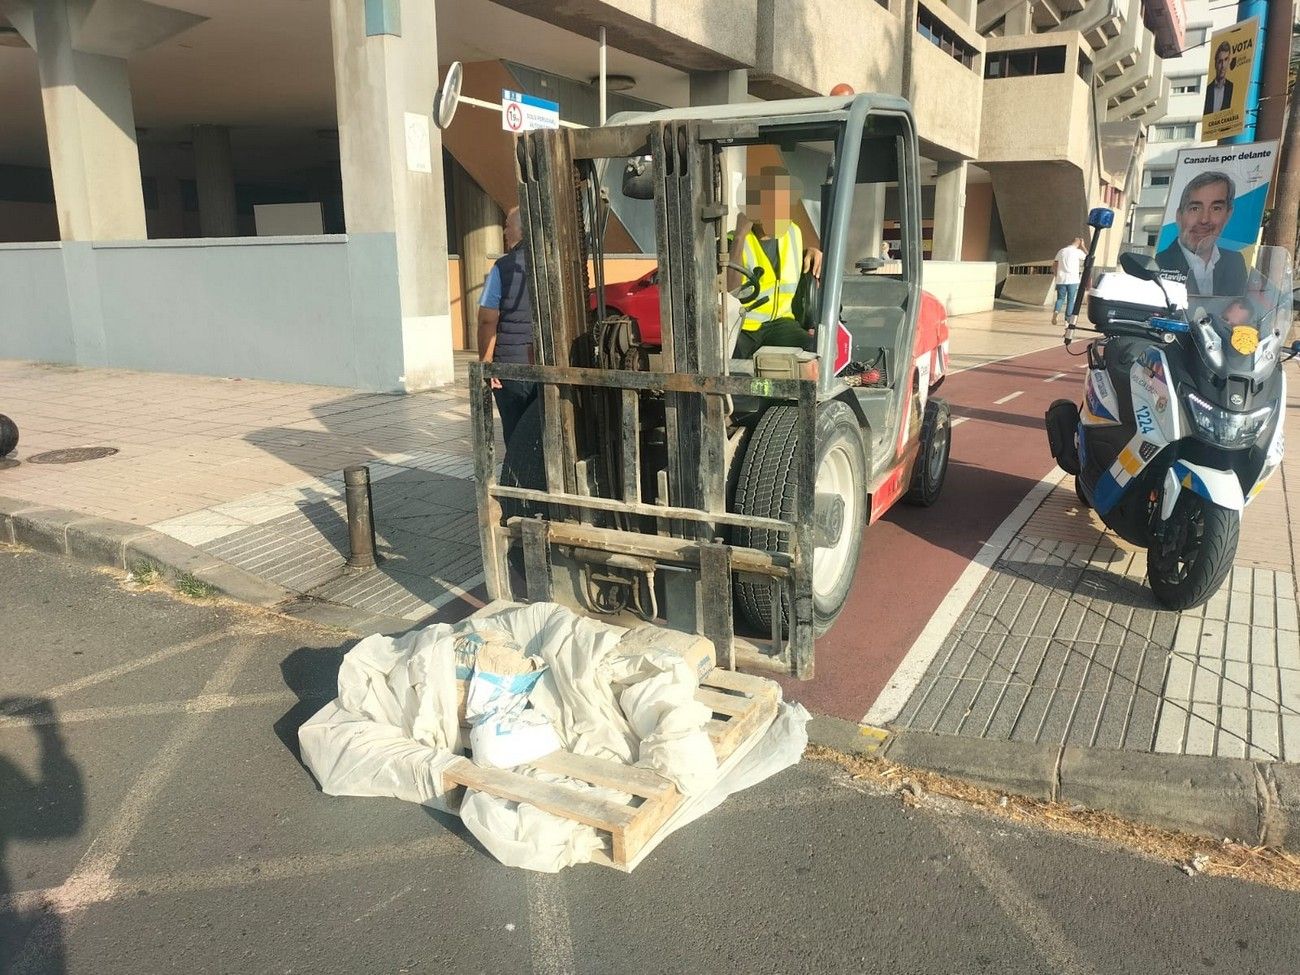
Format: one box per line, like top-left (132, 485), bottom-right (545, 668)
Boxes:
top-left (2, 545), bottom-right (1299, 975)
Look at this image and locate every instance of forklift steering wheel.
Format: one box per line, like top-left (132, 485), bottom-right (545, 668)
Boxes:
top-left (726, 262), bottom-right (763, 306)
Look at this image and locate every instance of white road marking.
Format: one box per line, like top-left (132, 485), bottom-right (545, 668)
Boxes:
top-left (862, 467), bottom-right (1066, 726)
top-left (527, 873), bottom-right (576, 975)
top-left (0, 690), bottom-right (325, 730)
top-left (0, 630), bottom-right (232, 713)
top-left (936, 816), bottom-right (1098, 975)
top-left (9, 638), bottom-right (261, 974)
top-left (0, 836), bottom-right (465, 916)
top-left (1044, 372), bottom-right (1069, 383)
top-left (950, 417), bottom-right (970, 428)
top-left (993, 390), bottom-right (1024, 405)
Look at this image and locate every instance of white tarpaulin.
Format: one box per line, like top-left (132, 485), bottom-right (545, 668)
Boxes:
top-left (299, 602), bottom-right (808, 872)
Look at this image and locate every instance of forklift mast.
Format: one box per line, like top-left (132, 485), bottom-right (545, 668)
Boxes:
top-left (470, 95), bottom-right (924, 680)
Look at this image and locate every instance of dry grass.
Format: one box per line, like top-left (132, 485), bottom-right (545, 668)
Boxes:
top-left (808, 744), bottom-right (1300, 892)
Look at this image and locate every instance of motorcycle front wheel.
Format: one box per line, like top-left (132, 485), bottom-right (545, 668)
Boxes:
top-left (1147, 493), bottom-right (1239, 610)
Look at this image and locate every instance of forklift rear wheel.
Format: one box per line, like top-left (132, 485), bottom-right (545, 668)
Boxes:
top-left (903, 397), bottom-right (950, 506)
top-left (732, 399), bottom-right (866, 637)
top-left (0, 414), bottom-right (17, 458)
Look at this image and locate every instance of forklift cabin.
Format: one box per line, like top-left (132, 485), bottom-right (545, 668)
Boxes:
top-left (470, 94), bottom-right (938, 680)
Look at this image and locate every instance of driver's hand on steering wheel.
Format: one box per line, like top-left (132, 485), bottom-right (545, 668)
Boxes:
top-left (803, 247), bottom-right (823, 280)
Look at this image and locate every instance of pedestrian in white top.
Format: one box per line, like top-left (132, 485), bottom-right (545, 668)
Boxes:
top-left (1051, 236), bottom-right (1086, 326)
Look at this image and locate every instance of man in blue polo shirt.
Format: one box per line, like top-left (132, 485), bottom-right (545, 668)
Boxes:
top-left (477, 207), bottom-right (536, 442)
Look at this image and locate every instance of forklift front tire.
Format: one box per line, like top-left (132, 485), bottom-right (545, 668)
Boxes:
top-left (732, 400), bottom-right (866, 637)
top-left (904, 397), bottom-right (951, 507)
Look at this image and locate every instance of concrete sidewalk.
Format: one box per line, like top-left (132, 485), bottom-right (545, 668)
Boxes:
top-left (886, 373), bottom-right (1300, 765)
top-left (0, 305), bottom-right (1058, 626)
top-left (0, 355), bottom-right (493, 625)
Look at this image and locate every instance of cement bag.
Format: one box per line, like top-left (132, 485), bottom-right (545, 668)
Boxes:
top-left (463, 636), bottom-right (561, 769)
top-left (472, 603), bottom-right (638, 764)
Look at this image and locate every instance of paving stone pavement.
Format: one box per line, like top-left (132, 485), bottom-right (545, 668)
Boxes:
top-left (896, 484), bottom-right (1300, 762)
top-left (157, 450), bottom-right (487, 620)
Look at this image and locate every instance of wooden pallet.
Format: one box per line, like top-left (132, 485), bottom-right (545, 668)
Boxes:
top-left (442, 666), bottom-right (780, 870)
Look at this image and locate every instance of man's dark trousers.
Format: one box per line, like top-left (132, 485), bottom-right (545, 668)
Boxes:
top-left (493, 380), bottom-right (537, 444)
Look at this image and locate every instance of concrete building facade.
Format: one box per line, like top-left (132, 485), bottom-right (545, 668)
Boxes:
top-left (0, 0), bottom-right (1179, 390)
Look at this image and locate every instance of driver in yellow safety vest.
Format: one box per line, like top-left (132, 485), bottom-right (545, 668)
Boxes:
top-left (726, 166), bottom-right (823, 358)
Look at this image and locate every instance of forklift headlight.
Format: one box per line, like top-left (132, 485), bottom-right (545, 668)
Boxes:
top-left (1184, 391), bottom-right (1270, 449)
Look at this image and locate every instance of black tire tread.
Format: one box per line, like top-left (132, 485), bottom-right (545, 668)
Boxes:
top-left (732, 405), bottom-right (802, 633)
top-left (904, 397), bottom-right (950, 506)
top-left (1148, 499), bottom-right (1239, 610)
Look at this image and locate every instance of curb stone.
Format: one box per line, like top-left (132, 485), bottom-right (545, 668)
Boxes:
top-left (804, 721), bottom-right (1300, 853)
top-left (0, 496), bottom-right (292, 609)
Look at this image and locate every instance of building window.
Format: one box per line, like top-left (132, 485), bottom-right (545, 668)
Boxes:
top-left (1170, 75), bottom-right (1202, 95)
top-left (1184, 26), bottom-right (1208, 49)
top-left (916, 4), bottom-right (977, 70)
top-left (984, 45), bottom-right (1068, 79)
top-left (1077, 51), bottom-right (1093, 83)
top-left (1149, 122), bottom-right (1198, 143)
top-left (1146, 172), bottom-right (1172, 188)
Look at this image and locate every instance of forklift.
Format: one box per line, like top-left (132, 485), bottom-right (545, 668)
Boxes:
top-left (470, 93), bottom-right (953, 679)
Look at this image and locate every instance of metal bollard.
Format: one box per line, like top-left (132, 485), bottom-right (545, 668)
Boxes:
top-left (343, 465), bottom-right (378, 570)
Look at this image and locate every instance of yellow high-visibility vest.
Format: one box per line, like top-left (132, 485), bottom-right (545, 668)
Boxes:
top-left (740, 222), bottom-right (802, 331)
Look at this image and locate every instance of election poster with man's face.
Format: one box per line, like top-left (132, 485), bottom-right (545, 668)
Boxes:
top-left (1201, 17), bottom-right (1260, 141)
top-left (1153, 142), bottom-right (1277, 292)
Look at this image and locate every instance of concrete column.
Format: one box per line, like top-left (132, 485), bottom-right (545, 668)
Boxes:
top-left (193, 125), bottom-right (239, 237)
top-left (945, 0), bottom-right (977, 25)
top-left (450, 159), bottom-right (503, 352)
top-left (24, 0), bottom-right (146, 240)
top-left (690, 69), bottom-right (748, 221)
top-left (1004, 1), bottom-right (1033, 34)
top-left (932, 161), bottom-right (967, 262)
top-left (330, 0), bottom-right (454, 389)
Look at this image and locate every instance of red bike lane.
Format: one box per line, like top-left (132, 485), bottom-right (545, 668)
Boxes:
top-left (776, 343), bottom-right (1085, 721)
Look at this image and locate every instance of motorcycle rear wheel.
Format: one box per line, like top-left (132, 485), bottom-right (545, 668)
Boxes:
top-left (1147, 493), bottom-right (1238, 610)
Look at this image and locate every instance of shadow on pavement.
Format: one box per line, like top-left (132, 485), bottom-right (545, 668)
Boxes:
top-left (0, 698), bottom-right (85, 975)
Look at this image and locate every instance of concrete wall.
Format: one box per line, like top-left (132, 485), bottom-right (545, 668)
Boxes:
top-left (754, 0), bottom-right (903, 98)
top-left (979, 33), bottom-right (1090, 168)
top-left (922, 260), bottom-right (997, 316)
top-left (910, 2), bottom-right (984, 161)
top-left (0, 243), bottom-right (76, 362)
top-left (0, 235), bottom-right (445, 391)
top-left (1001, 271), bottom-right (1055, 306)
top-left (490, 0), bottom-right (755, 71)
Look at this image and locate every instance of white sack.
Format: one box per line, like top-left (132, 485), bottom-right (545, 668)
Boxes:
top-left (298, 602), bottom-right (809, 873)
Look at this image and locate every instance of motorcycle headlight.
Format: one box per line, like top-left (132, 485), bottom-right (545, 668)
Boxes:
top-left (1184, 391), bottom-right (1271, 448)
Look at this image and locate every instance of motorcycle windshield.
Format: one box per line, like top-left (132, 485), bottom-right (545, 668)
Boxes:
top-left (1186, 246), bottom-right (1294, 382)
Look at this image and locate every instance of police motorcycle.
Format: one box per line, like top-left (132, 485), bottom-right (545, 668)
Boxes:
top-left (1044, 207), bottom-right (1297, 610)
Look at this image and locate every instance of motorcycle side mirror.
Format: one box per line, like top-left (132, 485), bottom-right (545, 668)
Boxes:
top-left (1119, 251), bottom-right (1162, 282)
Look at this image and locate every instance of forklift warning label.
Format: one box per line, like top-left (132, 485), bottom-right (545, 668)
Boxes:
top-left (834, 321), bottom-right (853, 375)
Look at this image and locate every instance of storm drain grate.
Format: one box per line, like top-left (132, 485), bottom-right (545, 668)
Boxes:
top-left (26, 446), bottom-right (119, 464)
